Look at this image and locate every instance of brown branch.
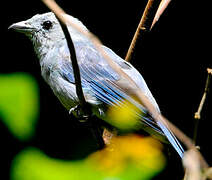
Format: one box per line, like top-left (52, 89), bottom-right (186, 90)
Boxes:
top-left (182, 149), bottom-right (201, 180)
top-left (193, 68), bottom-right (212, 143)
top-left (151, 0), bottom-right (171, 29)
top-left (125, 0), bottom-right (162, 61)
top-left (102, 128), bottom-right (117, 145)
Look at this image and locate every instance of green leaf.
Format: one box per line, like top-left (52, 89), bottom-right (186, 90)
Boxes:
top-left (11, 136), bottom-right (165, 180)
top-left (0, 73), bottom-right (39, 141)
top-left (11, 148), bottom-right (101, 180)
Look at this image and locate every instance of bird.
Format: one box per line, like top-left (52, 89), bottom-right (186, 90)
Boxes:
top-left (9, 12), bottom-right (184, 158)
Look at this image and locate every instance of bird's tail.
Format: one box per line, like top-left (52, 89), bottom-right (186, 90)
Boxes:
top-left (140, 114), bottom-right (184, 158)
top-left (136, 108), bottom-right (184, 158)
top-left (156, 120), bottom-right (184, 158)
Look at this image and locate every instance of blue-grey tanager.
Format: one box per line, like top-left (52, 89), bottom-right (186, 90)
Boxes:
top-left (9, 12), bottom-right (184, 158)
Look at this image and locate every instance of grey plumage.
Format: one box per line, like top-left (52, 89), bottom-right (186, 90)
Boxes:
top-left (9, 12), bottom-right (184, 157)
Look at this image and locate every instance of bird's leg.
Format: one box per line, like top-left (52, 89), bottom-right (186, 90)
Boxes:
top-left (89, 115), bottom-right (105, 149)
top-left (69, 104), bottom-right (105, 149)
top-left (69, 104), bottom-right (90, 122)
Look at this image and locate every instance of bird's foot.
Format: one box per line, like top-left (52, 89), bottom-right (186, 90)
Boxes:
top-left (69, 104), bottom-right (91, 122)
top-left (69, 105), bottom-right (105, 149)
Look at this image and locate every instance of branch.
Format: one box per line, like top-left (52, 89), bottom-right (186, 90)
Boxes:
top-left (182, 149), bottom-right (201, 180)
top-left (125, 0), bottom-right (162, 61)
top-left (151, 0), bottom-right (172, 29)
top-left (193, 68), bottom-right (212, 143)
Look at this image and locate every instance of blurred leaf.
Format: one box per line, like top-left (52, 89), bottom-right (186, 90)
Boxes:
top-left (106, 100), bottom-right (142, 131)
top-left (11, 147), bottom-right (102, 180)
top-left (88, 135), bottom-right (166, 179)
top-left (11, 135), bottom-right (165, 180)
top-left (0, 73), bottom-right (39, 141)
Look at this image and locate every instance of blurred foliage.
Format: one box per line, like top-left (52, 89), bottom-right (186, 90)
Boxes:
top-left (0, 73), bottom-right (166, 179)
top-left (11, 135), bottom-right (165, 180)
top-left (106, 100), bottom-right (142, 131)
top-left (0, 73), bottom-right (39, 141)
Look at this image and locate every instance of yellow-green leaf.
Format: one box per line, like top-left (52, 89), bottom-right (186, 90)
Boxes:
top-left (0, 73), bottom-right (39, 141)
top-left (11, 135), bottom-right (165, 180)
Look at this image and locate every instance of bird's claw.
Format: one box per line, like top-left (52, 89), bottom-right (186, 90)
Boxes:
top-left (69, 105), bottom-right (90, 122)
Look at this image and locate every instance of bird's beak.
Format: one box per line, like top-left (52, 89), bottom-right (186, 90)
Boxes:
top-left (8, 21), bottom-right (35, 34)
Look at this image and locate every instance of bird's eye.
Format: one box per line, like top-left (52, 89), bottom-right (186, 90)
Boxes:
top-left (42, 20), bottom-right (53, 30)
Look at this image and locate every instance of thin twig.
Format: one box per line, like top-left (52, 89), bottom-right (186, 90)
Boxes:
top-left (41, 0), bottom-right (209, 168)
top-left (125, 0), bottom-right (162, 61)
top-left (193, 68), bottom-right (212, 143)
top-left (151, 0), bottom-right (171, 29)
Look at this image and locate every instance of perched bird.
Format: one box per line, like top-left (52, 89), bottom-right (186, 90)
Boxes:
top-left (9, 12), bottom-right (184, 157)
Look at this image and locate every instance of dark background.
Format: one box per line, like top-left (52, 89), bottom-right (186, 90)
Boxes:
top-left (1, 0), bottom-right (211, 179)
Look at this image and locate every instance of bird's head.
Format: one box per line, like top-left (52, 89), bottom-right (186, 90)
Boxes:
top-left (9, 12), bottom-right (88, 56)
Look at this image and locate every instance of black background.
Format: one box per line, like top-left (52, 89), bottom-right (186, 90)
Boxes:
top-left (1, 0), bottom-right (211, 179)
